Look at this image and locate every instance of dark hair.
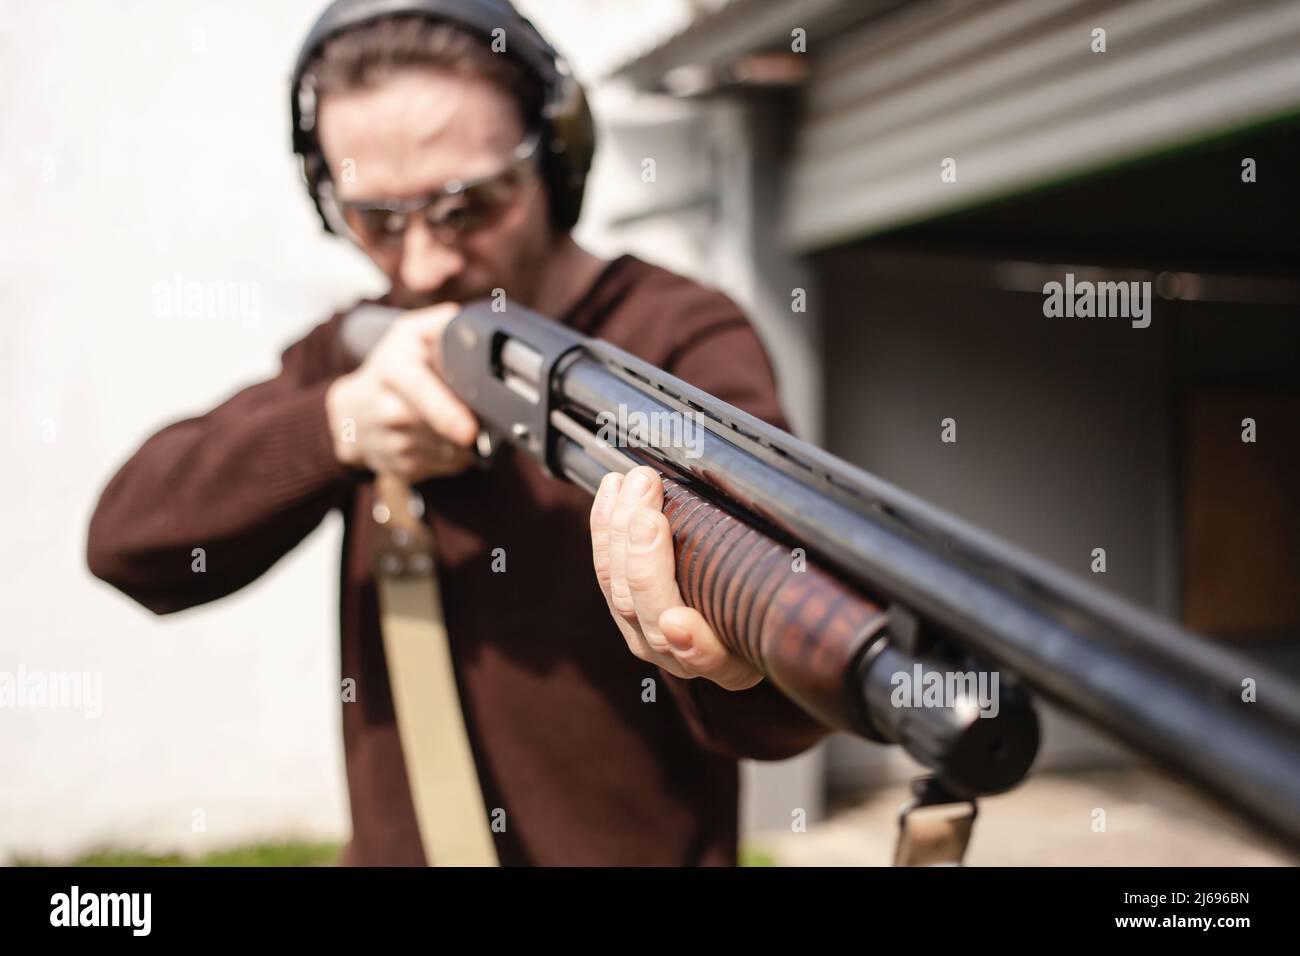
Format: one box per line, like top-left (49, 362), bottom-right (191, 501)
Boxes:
top-left (305, 14), bottom-right (544, 128)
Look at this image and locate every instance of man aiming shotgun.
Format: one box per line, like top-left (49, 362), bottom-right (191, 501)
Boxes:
top-left (87, 0), bottom-right (830, 866)
top-left (86, 0), bottom-right (1300, 866)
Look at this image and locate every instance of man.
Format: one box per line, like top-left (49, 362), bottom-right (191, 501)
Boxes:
top-left (87, 0), bottom-right (828, 865)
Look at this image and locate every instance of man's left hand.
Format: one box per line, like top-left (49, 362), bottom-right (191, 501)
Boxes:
top-left (589, 465), bottom-right (764, 691)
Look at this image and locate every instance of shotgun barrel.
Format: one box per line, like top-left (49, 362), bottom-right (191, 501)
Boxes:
top-left (343, 299), bottom-right (1300, 847)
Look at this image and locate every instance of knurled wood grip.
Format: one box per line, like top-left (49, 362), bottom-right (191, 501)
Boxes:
top-left (660, 478), bottom-right (888, 732)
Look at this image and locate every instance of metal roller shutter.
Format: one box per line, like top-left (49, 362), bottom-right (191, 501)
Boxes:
top-left (784, 0), bottom-right (1300, 251)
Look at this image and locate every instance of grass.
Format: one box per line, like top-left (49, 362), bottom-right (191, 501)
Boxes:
top-left (10, 841), bottom-right (341, 867)
top-left (738, 844), bottom-right (778, 867)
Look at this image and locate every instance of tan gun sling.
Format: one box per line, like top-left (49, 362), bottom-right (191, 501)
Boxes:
top-left (372, 473), bottom-right (499, 867)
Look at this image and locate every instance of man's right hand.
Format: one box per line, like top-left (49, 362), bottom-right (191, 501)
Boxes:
top-left (325, 303), bottom-right (480, 481)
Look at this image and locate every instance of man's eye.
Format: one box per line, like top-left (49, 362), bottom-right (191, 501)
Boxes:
top-left (380, 211), bottom-right (406, 236)
top-left (431, 198), bottom-right (489, 234)
top-left (441, 204), bottom-right (477, 227)
top-left (468, 175), bottom-right (518, 207)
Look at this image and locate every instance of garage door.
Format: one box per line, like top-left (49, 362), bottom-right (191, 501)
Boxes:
top-left (784, 0), bottom-right (1300, 250)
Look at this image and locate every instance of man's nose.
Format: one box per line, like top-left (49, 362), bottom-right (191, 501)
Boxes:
top-left (399, 217), bottom-right (465, 296)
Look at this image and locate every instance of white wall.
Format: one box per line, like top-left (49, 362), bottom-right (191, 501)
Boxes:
top-left (0, 0), bottom-right (748, 861)
top-left (1, 0), bottom-right (382, 861)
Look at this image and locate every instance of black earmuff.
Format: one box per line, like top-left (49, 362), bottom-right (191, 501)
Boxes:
top-left (290, 0), bottom-right (595, 234)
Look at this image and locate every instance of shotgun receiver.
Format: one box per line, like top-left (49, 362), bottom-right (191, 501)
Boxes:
top-left (343, 299), bottom-right (1300, 847)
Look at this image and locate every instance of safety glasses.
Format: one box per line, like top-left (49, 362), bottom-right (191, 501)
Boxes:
top-left (333, 131), bottom-right (542, 247)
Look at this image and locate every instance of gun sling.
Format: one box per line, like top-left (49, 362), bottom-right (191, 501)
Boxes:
top-left (372, 472), bottom-right (499, 867)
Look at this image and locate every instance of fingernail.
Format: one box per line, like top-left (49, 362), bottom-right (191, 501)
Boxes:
top-left (624, 469), bottom-right (650, 496)
top-left (630, 512), bottom-right (657, 547)
top-left (598, 472), bottom-right (621, 501)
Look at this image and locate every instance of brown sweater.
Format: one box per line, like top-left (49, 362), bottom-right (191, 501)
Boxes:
top-left (87, 254), bottom-right (829, 866)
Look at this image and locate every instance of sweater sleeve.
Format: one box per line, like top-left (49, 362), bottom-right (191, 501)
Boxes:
top-left (86, 320), bottom-right (355, 615)
top-left (656, 304), bottom-right (832, 761)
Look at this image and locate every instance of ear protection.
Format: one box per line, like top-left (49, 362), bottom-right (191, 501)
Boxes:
top-left (290, 0), bottom-right (595, 234)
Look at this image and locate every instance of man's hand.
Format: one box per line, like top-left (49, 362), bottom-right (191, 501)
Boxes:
top-left (590, 465), bottom-right (764, 690)
top-left (326, 303), bottom-right (479, 481)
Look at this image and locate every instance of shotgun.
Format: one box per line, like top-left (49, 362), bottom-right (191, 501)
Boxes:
top-left (342, 299), bottom-right (1300, 848)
